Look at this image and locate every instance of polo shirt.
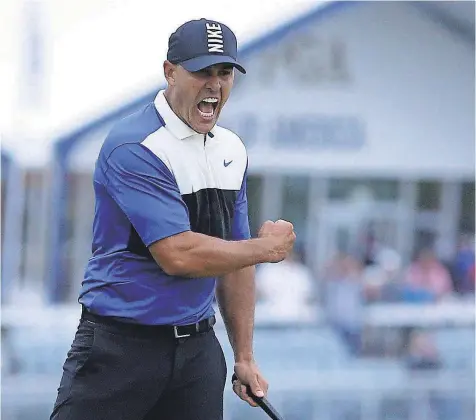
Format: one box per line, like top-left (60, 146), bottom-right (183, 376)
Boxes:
top-left (78, 90), bottom-right (250, 325)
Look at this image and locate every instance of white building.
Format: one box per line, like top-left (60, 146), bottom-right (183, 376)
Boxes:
top-left (2, 1), bottom-right (474, 303)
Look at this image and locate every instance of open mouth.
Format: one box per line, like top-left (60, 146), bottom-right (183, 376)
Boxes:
top-left (197, 97), bottom-right (219, 119)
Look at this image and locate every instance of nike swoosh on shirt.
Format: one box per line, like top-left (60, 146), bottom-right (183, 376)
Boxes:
top-left (224, 160), bottom-right (233, 167)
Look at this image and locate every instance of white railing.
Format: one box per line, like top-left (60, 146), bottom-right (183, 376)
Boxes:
top-left (2, 372), bottom-right (474, 420)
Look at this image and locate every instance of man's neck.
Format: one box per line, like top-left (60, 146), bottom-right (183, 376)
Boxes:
top-left (163, 89), bottom-right (197, 133)
top-left (163, 90), bottom-right (180, 120)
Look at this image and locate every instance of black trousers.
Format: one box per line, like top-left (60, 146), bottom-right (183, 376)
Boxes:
top-left (50, 313), bottom-right (227, 420)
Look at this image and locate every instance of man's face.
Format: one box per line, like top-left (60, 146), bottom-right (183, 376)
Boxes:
top-left (166, 63), bottom-right (234, 134)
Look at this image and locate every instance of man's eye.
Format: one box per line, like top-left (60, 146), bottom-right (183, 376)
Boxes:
top-left (220, 70), bottom-right (232, 76)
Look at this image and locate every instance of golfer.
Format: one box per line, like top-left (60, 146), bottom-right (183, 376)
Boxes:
top-left (50, 18), bottom-right (295, 420)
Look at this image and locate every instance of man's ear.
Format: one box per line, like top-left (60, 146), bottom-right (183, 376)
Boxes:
top-left (164, 61), bottom-right (177, 86)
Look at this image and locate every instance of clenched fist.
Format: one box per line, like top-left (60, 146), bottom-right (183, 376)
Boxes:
top-left (258, 219), bottom-right (296, 263)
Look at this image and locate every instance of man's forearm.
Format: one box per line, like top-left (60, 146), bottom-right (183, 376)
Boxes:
top-left (151, 231), bottom-right (273, 278)
top-left (216, 266), bottom-right (256, 362)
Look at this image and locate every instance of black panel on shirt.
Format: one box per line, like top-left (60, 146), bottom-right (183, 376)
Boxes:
top-left (182, 188), bottom-right (238, 240)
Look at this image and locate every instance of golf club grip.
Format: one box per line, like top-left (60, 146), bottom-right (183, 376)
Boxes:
top-left (245, 385), bottom-right (285, 420)
top-left (231, 374), bottom-right (284, 420)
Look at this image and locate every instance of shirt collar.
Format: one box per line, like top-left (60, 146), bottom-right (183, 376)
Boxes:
top-left (154, 90), bottom-right (215, 140)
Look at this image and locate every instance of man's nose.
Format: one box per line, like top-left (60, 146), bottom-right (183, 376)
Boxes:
top-left (206, 75), bottom-right (220, 91)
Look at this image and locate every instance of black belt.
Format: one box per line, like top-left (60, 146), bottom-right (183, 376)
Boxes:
top-left (81, 307), bottom-right (216, 339)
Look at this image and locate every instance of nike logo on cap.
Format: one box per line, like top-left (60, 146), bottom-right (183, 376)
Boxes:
top-left (207, 22), bottom-right (224, 53)
top-left (224, 160), bottom-right (233, 167)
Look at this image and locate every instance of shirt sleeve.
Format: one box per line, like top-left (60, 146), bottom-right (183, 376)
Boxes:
top-left (103, 143), bottom-right (191, 246)
top-left (231, 164), bottom-right (251, 240)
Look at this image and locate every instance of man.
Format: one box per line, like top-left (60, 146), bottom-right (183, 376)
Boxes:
top-left (50, 18), bottom-right (295, 420)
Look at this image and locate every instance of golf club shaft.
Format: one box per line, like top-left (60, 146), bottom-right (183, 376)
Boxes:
top-left (245, 385), bottom-right (285, 420)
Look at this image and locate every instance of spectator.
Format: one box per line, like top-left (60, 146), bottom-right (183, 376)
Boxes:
top-left (362, 228), bottom-right (378, 266)
top-left (405, 330), bottom-right (441, 370)
top-left (323, 253), bottom-right (364, 356)
top-left (402, 249), bottom-right (453, 302)
top-left (256, 251), bottom-right (316, 321)
top-left (451, 234), bottom-right (475, 295)
top-left (363, 247), bottom-right (402, 302)
top-left (469, 263), bottom-right (475, 290)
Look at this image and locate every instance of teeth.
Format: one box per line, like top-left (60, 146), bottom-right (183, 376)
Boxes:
top-left (203, 98), bottom-right (218, 103)
top-left (198, 109), bottom-right (214, 118)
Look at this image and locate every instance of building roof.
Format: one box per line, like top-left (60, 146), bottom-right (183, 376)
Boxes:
top-left (416, 0), bottom-right (474, 44)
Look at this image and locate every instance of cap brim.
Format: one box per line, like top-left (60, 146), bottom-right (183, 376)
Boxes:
top-left (179, 55), bottom-right (246, 74)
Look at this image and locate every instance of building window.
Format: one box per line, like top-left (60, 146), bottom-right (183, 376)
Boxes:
top-left (281, 175), bottom-right (310, 260)
top-left (19, 169), bottom-right (47, 289)
top-left (460, 182), bottom-right (475, 234)
top-left (64, 172), bottom-right (95, 302)
top-left (328, 178), bottom-right (399, 201)
top-left (246, 175), bottom-right (263, 237)
top-left (417, 181), bottom-right (441, 211)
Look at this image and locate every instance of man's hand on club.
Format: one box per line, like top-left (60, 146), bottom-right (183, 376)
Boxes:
top-left (258, 219), bottom-right (296, 263)
top-left (232, 360), bottom-right (269, 407)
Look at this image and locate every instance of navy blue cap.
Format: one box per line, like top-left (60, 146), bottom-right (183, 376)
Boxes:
top-left (167, 18), bottom-right (246, 74)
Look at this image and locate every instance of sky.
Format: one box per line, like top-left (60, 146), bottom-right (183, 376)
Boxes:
top-left (1, 0), bottom-right (322, 165)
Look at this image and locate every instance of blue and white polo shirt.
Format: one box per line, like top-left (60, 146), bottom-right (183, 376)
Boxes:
top-left (79, 90), bottom-right (250, 325)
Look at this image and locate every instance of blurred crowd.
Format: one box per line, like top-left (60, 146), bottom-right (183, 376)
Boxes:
top-left (321, 236), bottom-right (474, 310)
top-left (255, 232), bottom-right (475, 359)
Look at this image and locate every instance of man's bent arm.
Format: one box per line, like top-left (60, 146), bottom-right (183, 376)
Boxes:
top-left (149, 231), bottom-right (274, 278)
top-left (216, 266), bottom-right (256, 363)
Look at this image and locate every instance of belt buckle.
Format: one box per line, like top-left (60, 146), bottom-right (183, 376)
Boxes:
top-left (173, 326), bottom-right (191, 339)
